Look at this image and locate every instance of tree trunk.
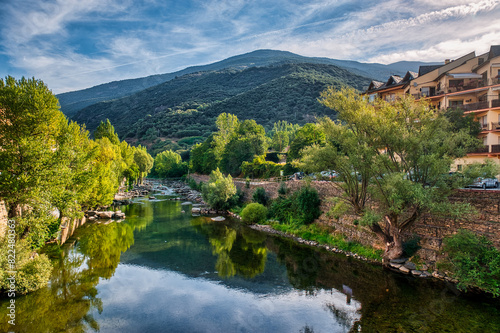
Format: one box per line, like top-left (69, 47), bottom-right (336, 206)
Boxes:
top-left (370, 219), bottom-right (404, 263)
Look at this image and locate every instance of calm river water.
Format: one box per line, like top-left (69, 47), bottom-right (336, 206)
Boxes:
top-left (1, 192), bottom-right (499, 332)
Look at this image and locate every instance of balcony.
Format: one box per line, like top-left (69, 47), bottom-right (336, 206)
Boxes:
top-left (469, 145), bottom-right (489, 154)
top-left (457, 101), bottom-right (490, 112)
top-left (492, 99), bottom-right (500, 108)
top-left (492, 145), bottom-right (500, 153)
top-left (491, 122), bottom-right (500, 131)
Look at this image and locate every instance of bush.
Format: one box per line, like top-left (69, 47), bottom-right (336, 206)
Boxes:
top-left (296, 186), bottom-right (321, 224)
top-left (268, 186), bottom-right (321, 225)
top-left (439, 229), bottom-right (500, 296)
top-left (240, 203), bottom-right (268, 224)
top-left (202, 168), bottom-right (237, 210)
top-left (0, 240), bottom-right (53, 294)
top-left (252, 187), bottom-right (269, 206)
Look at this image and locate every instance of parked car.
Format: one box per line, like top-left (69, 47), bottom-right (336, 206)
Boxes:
top-left (320, 170), bottom-right (338, 179)
top-left (289, 172), bottom-right (305, 180)
top-left (467, 177), bottom-right (499, 189)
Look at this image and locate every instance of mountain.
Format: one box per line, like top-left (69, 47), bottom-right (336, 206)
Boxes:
top-left (57, 49), bottom-right (438, 117)
top-left (72, 62), bottom-right (371, 155)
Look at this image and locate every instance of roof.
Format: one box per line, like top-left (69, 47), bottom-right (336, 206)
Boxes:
top-left (488, 45), bottom-right (500, 60)
top-left (367, 80), bottom-right (385, 91)
top-left (418, 65), bottom-right (442, 76)
top-left (386, 75), bottom-right (403, 86)
top-left (402, 71), bottom-right (418, 81)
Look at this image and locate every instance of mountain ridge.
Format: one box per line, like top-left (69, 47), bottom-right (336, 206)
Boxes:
top-left (57, 49), bottom-right (439, 117)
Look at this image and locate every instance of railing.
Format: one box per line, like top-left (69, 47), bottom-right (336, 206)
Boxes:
top-left (452, 101), bottom-right (490, 112)
top-left (491, 122), bottom-right (500, 131)
top-left (480, 122), bottom-right (489, 131)
top-left (470, 145), bottom-right (489, 154)
top-left (491, 144), bottom-right (500, 153)
top-left (492, 99), bottom-right (500, 108)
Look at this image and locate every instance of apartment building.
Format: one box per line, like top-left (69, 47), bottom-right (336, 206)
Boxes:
top-left (364, 45), bottom-right (500, 170)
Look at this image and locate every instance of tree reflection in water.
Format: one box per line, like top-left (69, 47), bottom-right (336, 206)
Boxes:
top-left (0, 212), bottom-right (151, 333)
top-left (193, 219), bottom-right (268, 278)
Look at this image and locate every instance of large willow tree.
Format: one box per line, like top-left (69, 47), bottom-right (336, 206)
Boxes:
top-left (299, 87), bottom-right (479, 261)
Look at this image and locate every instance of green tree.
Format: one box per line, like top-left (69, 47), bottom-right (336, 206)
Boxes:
top-left (133, 145), bottom-right (154, 184)
top-left (287, 123), bottom-right (326, 160)
top-left (220, 119), bottom-right (268, 176)
top-left (202, 168), bottom-right (237, 210)
top-left (271, 131), bottom-right (289, 152)
top-left (190, 134), bottom-right (218, 174)
top-left (213, 113), bottom-right (239, 163)
top-left (316, 87), bottom-right (478, 260)
top-left (154, 150), bottom-right (187, 178)
top-left (0, 76), bottom-right (67, 218)
top-left (94, 119), bottom-right (120, 145)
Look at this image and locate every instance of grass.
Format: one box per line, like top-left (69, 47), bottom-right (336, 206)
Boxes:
top-left (269, 222), bottom-right (383, 261)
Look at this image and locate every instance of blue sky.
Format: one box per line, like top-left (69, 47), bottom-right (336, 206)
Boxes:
top-left (1, 0), bottom-right (499, 94)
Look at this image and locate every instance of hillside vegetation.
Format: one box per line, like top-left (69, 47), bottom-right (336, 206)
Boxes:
top-left (72, 63), bottom-right (371, 152)
top-left (58, 49), bottom-right (437, 117)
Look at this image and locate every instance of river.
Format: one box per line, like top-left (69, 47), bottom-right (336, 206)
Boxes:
top-left (1, 190), bottom-right (499, 332)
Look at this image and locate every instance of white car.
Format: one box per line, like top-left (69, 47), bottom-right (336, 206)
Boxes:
top-left (468, 177), bottom-right (499, 189)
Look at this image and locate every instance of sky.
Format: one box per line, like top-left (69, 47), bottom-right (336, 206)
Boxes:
top-left (1, 0), bottom-right (500, 94)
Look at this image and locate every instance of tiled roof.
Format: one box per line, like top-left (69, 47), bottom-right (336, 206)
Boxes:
top-left (387, 75), bottom-right (403, 85)
top-left (488, 45), bottom-right (500, 60)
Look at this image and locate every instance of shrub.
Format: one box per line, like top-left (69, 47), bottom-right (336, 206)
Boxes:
top-left (0, 240), bottom-right (53, 294)
top-left (439, 229), bottom-right (500, 296)
top-left (296, 186), bottom-right (321, 224)
top-left (240, 203), bottom-right (268, 224)
top-left (252, 187), bottom-right (269, 206)
top-left (268, 186), bottom-right (321, 225)
top-left (202, 168), bottom-right (237, 210)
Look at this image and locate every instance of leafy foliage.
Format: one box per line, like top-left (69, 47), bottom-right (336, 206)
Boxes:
top-left (268, 186), bottom-right (321, 225)
top-left (241, 155), bottom-right (282, 178)
top-left (202, 168), bottom-right (237, 210)
top-left (152, 150), bottom-right (188, 178)
top-left (240, 203), bottom-right (268, 224)
top-left (440, 230), bottom-right (500, 297)
top-left (303, 87), bottom-right (480, 260)
top-left (252, 187), bottom-right (269, 206)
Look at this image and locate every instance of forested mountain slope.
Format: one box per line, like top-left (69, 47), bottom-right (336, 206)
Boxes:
top-left (58, 49), bottom-right (436, 117)
top-left (72, 63), bottom-right (371, 150)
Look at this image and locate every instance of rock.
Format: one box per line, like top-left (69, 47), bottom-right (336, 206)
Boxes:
top-left (97, 211), bottom-right (114, 219)
top-left (192, 208), bottom-right (201, 213)
top-left (420, 271), bottom-right (431, 278)
top-left (211, 216), bottom-right (225, 221)
top-left (149, 196), bottom-right (156, 200)
top-left (389, 263), bottom-right (402, 269)
top-left (404, 262), bottom-right (417, 270)
top-left (411, 270), bottom-right (422, 276)
top-left (86, 211), bottom-right (97, 217)
top-left (421, 264), bottom-right (429, 271)
top-left (399, 266), bottom-right (410, 274)
top-left (390, 258), bottom-right (407, 264)
top-left (181, 202), bottom-right (192, 205)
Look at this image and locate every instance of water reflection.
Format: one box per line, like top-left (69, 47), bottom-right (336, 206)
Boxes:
top-left (1, 198), bottom-right (499, 333)
top-left (193, 219), bottom-right (267, 278)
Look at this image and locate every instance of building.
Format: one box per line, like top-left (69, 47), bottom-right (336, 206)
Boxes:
top-left (364, 45), bottom-right (500, 171)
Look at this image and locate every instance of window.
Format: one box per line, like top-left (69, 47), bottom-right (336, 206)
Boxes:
top-left (457, 164), bottom-right (463, 171)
